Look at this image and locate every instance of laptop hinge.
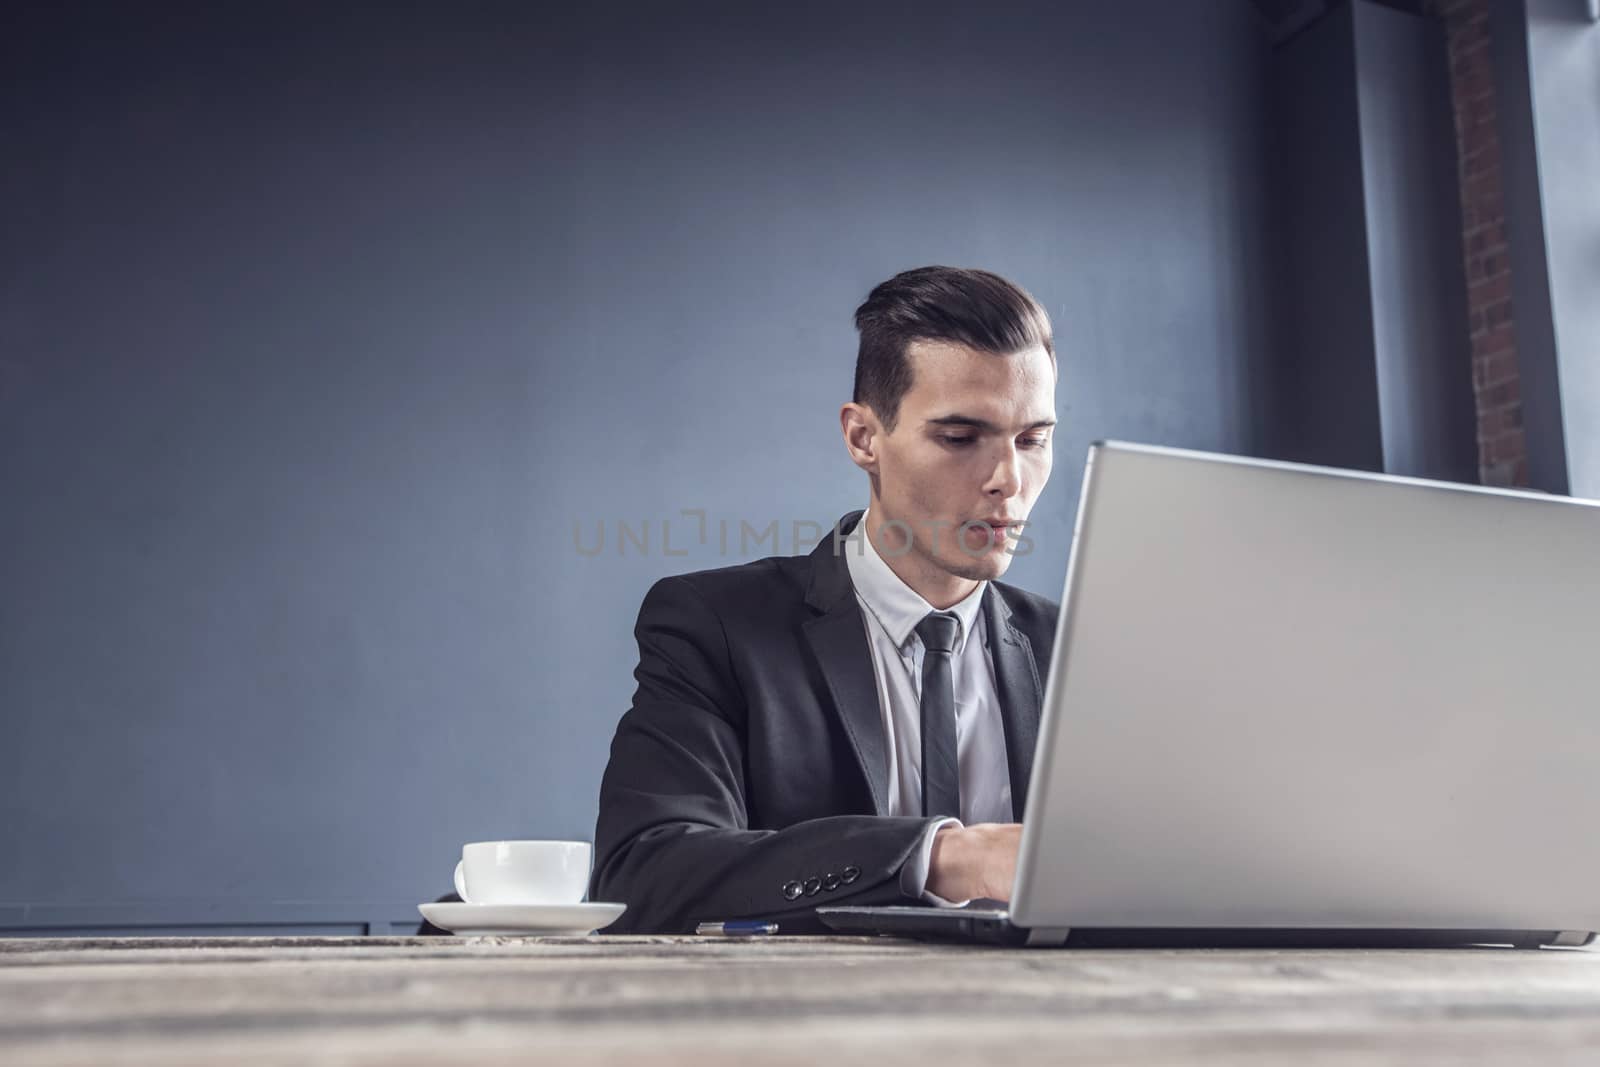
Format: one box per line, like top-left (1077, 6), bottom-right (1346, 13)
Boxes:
top-left (1024, 926), bottom-right (1072, 947)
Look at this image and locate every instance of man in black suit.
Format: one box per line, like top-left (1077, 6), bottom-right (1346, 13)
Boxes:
top-left (589, 265), bottom-right (1061, 934)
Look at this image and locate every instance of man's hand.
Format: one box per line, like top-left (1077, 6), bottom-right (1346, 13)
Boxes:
top-left (925, 822), bottom-right (1022, 903)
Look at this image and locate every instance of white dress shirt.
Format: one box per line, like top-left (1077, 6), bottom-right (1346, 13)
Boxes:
top-left (843, 510), bottom-right (1014, 905)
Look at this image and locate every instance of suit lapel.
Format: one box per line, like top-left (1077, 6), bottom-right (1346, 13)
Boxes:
top-left (801, 511), bottom-right (891, 815)
top-left (984, 585), bottom-right (1043, 822)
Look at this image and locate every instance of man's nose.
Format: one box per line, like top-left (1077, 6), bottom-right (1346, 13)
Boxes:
top-left (986, 446), bottom-right (1023, 498)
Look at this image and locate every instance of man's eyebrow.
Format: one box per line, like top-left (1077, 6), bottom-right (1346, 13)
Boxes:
top-left (925, 414), bottom-right (1058, 432)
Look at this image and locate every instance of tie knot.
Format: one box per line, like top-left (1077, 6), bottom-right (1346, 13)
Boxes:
top-left (915, 611), bottom-right (961, 655)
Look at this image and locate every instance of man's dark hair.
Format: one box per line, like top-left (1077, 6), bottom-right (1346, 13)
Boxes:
top-left (852, 265), bottom-right (1054, 431)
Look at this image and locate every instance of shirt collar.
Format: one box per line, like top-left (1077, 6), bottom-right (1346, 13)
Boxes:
top-left (844, 508), bottom-right (987, 655)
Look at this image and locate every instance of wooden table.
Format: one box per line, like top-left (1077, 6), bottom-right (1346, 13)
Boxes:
top-left (5, 935), bottom-right (1600, 1065)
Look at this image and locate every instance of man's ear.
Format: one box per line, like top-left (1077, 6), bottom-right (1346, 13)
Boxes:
top-left (839, 402), bottom-right (880, 475)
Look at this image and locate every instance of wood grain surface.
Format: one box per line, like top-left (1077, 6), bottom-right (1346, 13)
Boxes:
top-left (4, 935), bottom-right (1600, 1065)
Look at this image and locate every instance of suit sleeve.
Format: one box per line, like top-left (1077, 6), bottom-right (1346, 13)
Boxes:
top-left (590, 575), bottom-right (938, 934)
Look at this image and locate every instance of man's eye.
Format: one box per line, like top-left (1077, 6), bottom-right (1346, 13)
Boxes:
top-left (938, 435), bottom-right (976, 447)
top-left (1019, 436), bottom-right (1050, 449)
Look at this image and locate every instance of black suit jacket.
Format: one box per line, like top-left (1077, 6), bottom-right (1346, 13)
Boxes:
top-left (589, 510), bottom-right (1059, 934)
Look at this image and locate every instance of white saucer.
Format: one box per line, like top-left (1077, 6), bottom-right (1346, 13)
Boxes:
top-left (417, 900), bottom-right (626, 936)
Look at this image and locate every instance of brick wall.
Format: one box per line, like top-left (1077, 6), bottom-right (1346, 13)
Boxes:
top-left (1428, 0), bottom-right (1527, 487)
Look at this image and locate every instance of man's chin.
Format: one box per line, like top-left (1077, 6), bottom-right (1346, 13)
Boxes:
top-left (940, 551), bottom-right (1011, 583)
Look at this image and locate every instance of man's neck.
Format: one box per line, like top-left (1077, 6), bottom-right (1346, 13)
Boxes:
top-left (862, 506), bottom-right (981, 611)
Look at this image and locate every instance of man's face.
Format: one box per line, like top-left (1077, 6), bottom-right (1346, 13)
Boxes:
top-left (864, 339), bottom-right (1056, 584)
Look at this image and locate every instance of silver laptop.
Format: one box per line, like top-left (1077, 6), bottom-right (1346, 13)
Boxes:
top-left (820, 440), bottom-right (1600, 948)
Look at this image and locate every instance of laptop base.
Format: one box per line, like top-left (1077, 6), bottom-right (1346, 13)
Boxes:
top-left (815, 906), bottom-right (1596, 950)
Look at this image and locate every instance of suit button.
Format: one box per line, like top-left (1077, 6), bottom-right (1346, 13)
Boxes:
top-left (782, 880), bottom-right (803, 901)
top-left (822, 872), bottom-right (841, 891)
top-left (841, 865), bottom-right (861, 884)
top-left (803, 877), bottom-right (822, 896)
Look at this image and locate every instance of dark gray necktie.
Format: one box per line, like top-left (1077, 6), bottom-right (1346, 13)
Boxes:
top-left (915, 611), bottom-right (962, 819)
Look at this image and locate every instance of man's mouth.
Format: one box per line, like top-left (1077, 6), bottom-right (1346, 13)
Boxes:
top-left (966, 519), bottom-right (1022, 548)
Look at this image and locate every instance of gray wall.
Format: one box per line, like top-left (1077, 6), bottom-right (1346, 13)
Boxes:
top-left (1, 0), bottom-right (1279, 932)
top-left (1269, 1), bottom-right (1386, 471)
top-left (1489, 0), bottom-right (1600, 498)
top-left (1490, 0), bottom-right (1573, 493)
top-left (1522, 0), bottom-right (1600, 498)
top-left (1355, 1), bottom-right (1479, 483)
top-left (1267, 0), bottom-right (1478, 481)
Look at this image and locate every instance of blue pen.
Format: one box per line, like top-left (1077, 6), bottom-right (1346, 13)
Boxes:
top-left (695, 920), bottom-right (778, 936)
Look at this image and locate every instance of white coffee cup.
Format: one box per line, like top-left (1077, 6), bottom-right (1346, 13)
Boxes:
top-left (452, 840), bottom-right (593, 905)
